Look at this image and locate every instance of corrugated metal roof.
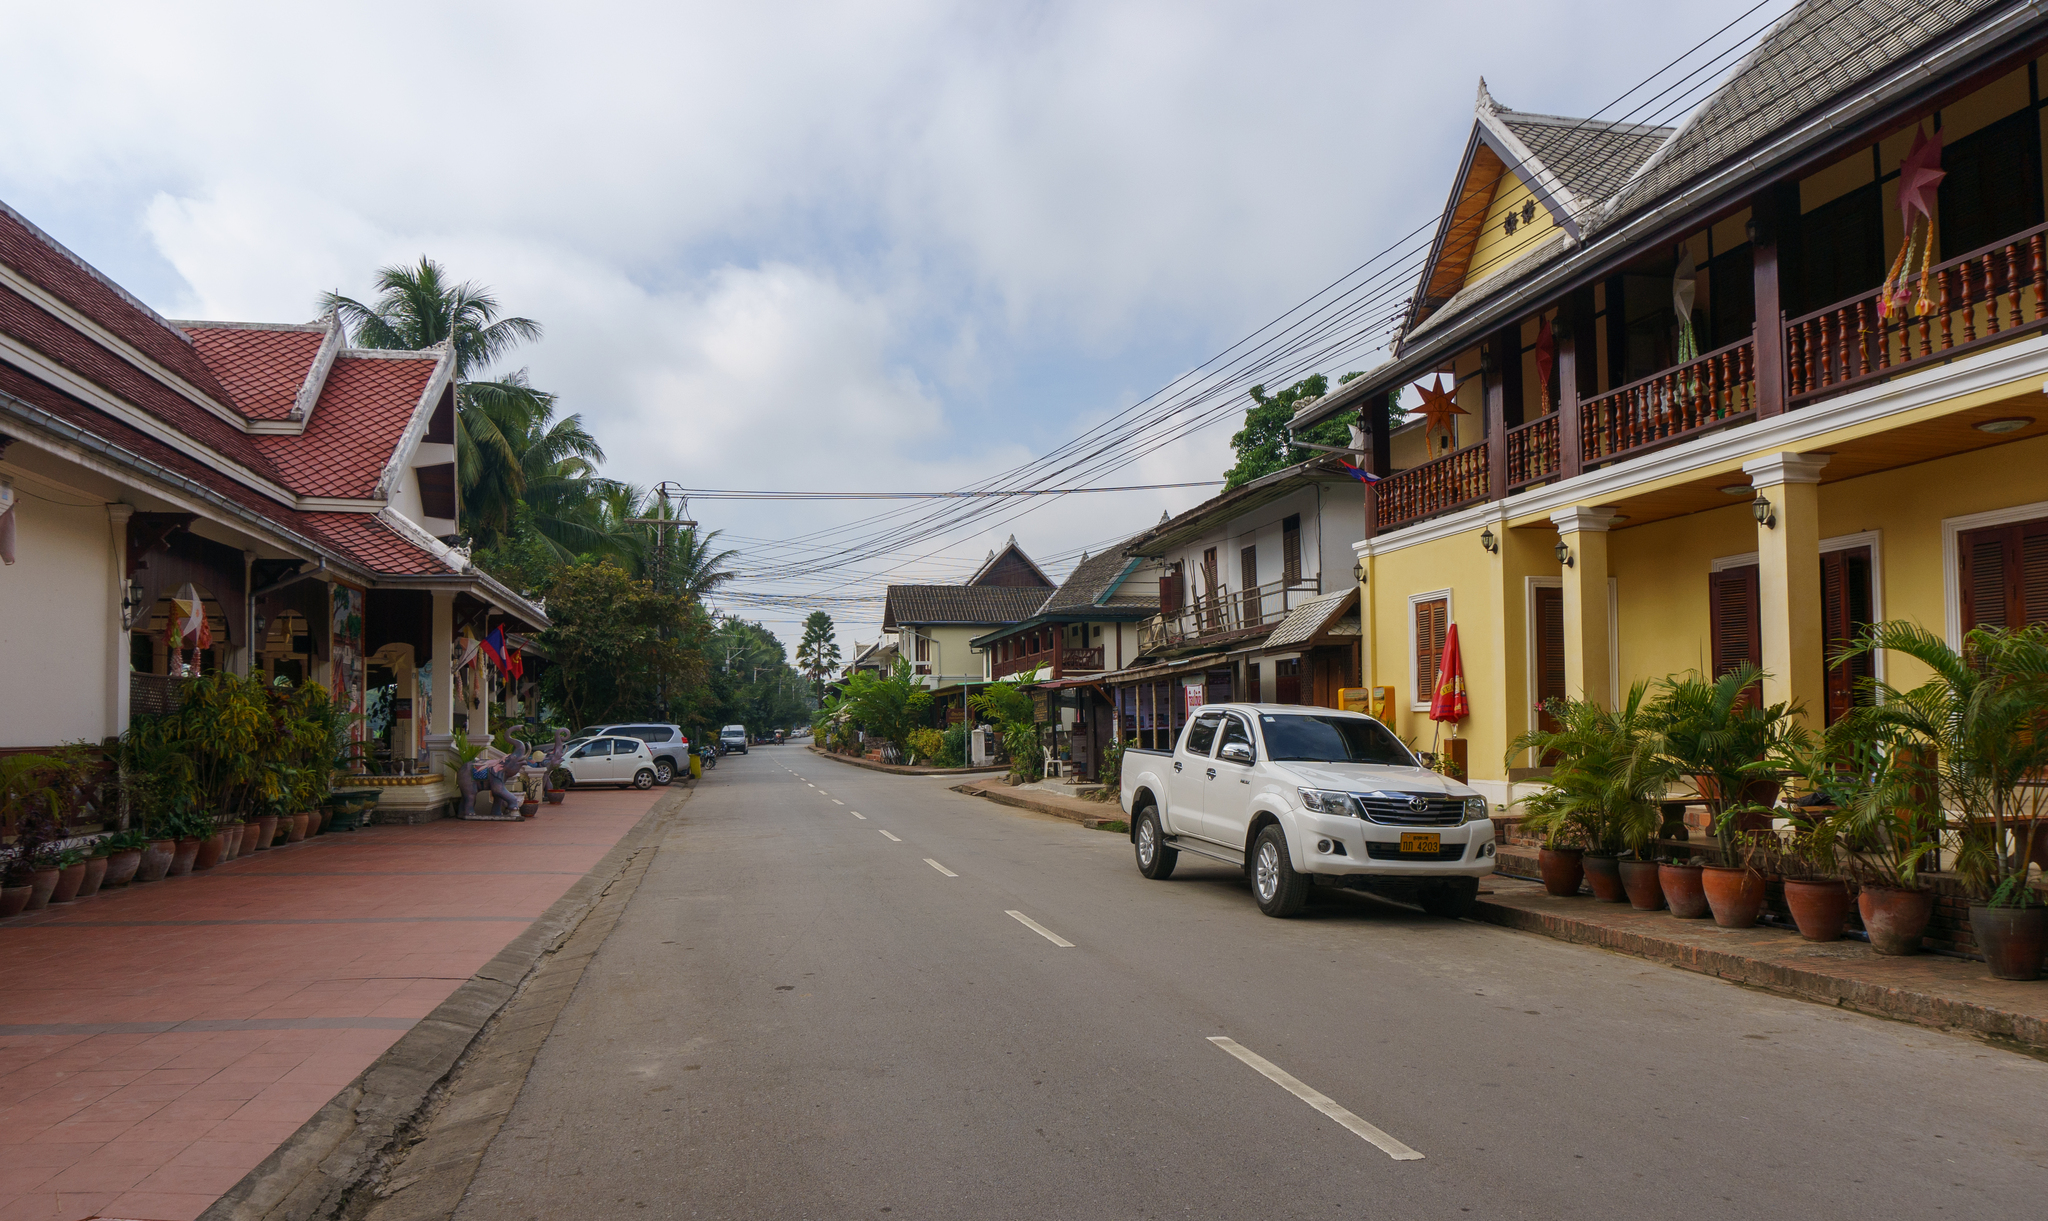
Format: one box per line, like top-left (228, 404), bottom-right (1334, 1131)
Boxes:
top-left (1260, 589), bottom-right (1358, 650)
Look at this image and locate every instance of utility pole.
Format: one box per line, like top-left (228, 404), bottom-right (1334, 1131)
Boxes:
top-left (625, 481), bottom-right (696, 721)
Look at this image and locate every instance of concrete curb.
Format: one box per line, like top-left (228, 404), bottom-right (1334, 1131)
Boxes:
top-left (807, 744), bottom-right (1005, 777)
top-left (950, 779), bottom-right (1125, 830)
top-left (197, 785), bottom-right (693, 1221)
top-left (1471, 888), bottom-right (2048, 1052)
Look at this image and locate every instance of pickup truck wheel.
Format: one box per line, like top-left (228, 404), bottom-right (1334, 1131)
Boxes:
top-left (1133, 808), bottom-right (1177, 880)
top-left (1419, 878), bottom-right (1479, 918)
top-left (1251, 825), bottom-right (1308, 918)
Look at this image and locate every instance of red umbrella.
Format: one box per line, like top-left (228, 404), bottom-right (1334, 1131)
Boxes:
top-left (1429, 623), bottom-right (1468, 723)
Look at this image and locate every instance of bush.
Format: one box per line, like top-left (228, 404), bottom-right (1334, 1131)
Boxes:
top-left (1004, 722), bottom-right (1041, 782)
top-left (905, 727), bottom-right (946, 766)
top-left (940, 724), bottom-right (967, 769)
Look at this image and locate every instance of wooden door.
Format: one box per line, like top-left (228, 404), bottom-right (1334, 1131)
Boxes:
top-left (1275, 658), bottom-right (1301, 705)
top-left (1533, 584), bottom-right (1565, 731)
top-left (1821, 546), bottom-right (1875, 725)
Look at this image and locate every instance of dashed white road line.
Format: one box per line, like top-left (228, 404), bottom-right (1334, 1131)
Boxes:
top-left (1206, 1037), bottom-right (1424, 1161)
top-left (924, 858), bottom-right (958, 877)
top-left (831, 799), bottom-right (845, 805)
top-left (1004, 911), bottom-right (1074, 947)
top-left (851, 811), bottom-right (867, 819)
top-left (879, 830), bottom-right (901, 842)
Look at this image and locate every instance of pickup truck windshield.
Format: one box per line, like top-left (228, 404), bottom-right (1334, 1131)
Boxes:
top-left (1258, 714), bottom-right (1412, 765)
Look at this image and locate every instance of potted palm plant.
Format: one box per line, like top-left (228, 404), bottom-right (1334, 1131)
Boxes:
top-left (1509, 684), bottom-right (1671, 906)
top-left (1786, 725), bottom-right (1941, 954)
top-left (1647, 665), bottom-right (1809, 928)
top-left (1840, 622), bottom-right (2048, 979)
top-left (102, 828), bottom-right (148, 887)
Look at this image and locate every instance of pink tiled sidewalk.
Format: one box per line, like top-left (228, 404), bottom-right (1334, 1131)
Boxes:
top-left (0, 787), bottom-right (661, 1221)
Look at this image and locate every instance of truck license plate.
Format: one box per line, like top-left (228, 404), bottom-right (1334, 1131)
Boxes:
top-left (1399, 832), bottom-right (1441, 854)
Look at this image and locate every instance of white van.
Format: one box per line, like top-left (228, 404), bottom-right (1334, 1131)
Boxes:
top-left (719, 724), bottom-right (749, 755)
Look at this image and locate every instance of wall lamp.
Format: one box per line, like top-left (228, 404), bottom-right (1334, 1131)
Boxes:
top-left (1351, 560), bottom-right (1367, 586)
top-left (1479, 527), bottom-right (1498, 554)
top-left (1752, 492), bottom-right (1776, 529)
top-left (120, 578), bottom-right (146, 629)
top-left (1555, 540), bottom-right (1574, 567)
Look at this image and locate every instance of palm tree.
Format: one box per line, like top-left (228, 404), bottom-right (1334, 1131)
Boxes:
top-left (320, 258), bottom-right (550, 546)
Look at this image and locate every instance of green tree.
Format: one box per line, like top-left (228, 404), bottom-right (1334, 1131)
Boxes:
top-left (838, 658), bottom-right (934, 754)
top-left (536, 562), bottom-right (706, 728)
top-left (320, 258), bottom-right (554, 547)
top-left (797, 612), bottom-right (842, 696)
top-left (1224, 374), bottom-right (1353, 489)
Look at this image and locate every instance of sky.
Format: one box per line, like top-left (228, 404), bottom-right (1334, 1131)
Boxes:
top-left (0, 0), bottom-right (1789, 655)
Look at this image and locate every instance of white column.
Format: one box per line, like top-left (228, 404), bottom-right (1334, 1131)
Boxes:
top-left (1549, 506), bottom-right (1621, 709)
top-left (106, 504), bottom-right (133, 740)
top-left (427, 589), bottom-right (455, 743)
top-left (1743, 452), bottom-right (1829, 727)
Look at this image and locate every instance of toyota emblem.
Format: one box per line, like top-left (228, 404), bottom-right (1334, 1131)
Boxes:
top-left (1407, 794), bottom-right (1429, 812)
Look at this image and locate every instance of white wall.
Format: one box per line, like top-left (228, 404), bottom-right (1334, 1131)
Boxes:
top-left (0, 489), bottom-right (114, 747)
top-left (1161, 483), bottom-right (1361, 600)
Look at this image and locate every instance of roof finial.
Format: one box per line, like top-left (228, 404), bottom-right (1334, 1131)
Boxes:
top-left (1476, 76), bottom-right (1497, 116)
top-left (1160, 510), bottom-right (1170, 524)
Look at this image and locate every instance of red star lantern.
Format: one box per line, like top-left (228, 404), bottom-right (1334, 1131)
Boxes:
top-left (1413, 374), bottom-right (1467, 445)
top-left (1896, 126), bottom-right (1945, 230)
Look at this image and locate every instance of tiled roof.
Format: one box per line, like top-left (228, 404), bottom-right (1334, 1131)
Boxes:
top-left (1493, 109), bottom-right (1671, 216)
top-left (0, 202), bottom-right (234, 405)
top-left (182, 324), bottom-right (326, 422)
top-left (882, 584), bottom-right (1048, 629)
top-left (1262, 589), bottom-right (1357, 650)
top-left (256, 354), bottom-right (435, 500)
top-left (1610, 0), bottom-right (2001, 223)
top-left (0, 282), bottom-right (282, 481)
top-left (1041, 544), bottom-right (1153, 615)
top-left (0, 360), bottom-right (449, 579)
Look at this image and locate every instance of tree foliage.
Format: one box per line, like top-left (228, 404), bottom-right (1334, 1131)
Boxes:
top-left (536, 562), bottom-right (706, 730)
top-left (797, 612), bottom-right (842, 696)
top-left (1225, 374), bottom-right (1358, 489)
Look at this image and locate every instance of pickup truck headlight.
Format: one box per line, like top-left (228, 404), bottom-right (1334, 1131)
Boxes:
top-left (1463, 796), bottom-right (1490, 823)
top-left (1297, 788), bottom-right (1355, 816)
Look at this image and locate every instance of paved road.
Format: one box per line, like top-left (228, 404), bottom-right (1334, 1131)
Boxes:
top-left (455, 749), bottom-right (2048, 1220)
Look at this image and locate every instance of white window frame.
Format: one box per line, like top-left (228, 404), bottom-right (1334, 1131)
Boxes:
top-left (1943, 500), bottom-right (2048, 646)
top-left (1408, 587), bottom-right (1453, 712)
top-left (1711, 530), bottom-right (1884, 683)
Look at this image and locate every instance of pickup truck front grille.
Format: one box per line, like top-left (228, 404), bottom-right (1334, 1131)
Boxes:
top-left (1354, 796), bottom-right (1465, 826)
top-left (1364, 841), bottom-right (1469, 861)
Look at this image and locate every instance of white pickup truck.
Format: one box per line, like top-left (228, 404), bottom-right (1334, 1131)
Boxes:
top-left (1120, 703), bottom-right (1497, 918)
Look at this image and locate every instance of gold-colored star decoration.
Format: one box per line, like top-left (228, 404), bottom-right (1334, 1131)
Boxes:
top-left (1413, 374), bottom-right (1467, 443)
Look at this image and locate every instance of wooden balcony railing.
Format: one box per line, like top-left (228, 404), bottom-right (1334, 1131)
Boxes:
top-left (1140, 574), bottom-right (1322, 653)
top-left (1505, 413), bottom-right (1560, 491)
top-left (1374, 439), bottom-right (1490, 532)
top-left (1788, 222), bottom-right (2048, 404)
top-left (1062, 647), bottom-right (1104, 672)
top-left (1580, 336), bottom-right (1755, 465)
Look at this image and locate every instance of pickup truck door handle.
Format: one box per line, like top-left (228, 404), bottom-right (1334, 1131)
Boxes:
top-left (1205, 768), bottom-right (1217, 779)
top-left (1173, 761), bottom-right (1183, 772)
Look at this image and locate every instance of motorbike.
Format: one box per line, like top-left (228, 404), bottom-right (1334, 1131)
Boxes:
top-left (698, 742), bottom-right (718, 770)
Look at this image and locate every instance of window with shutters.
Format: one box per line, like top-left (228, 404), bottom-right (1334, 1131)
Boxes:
top-left (1708, 565), bottom-right (1761, 679)
top-left (1821, 546), bottom-right (1876, 725)
top-left (1959, 517), bottom-right (2048, 631)
top-left (1412, 595), bottom-right (1449, 710)
top-left (1201, 547), bottom-right (1222, 628)
top-left (1532, 584), bottom-right (1566, 733)
top-left (1282, 515), bottom-right (1303, 584)
top-left (1240, 546), bottom-right (1260, 624)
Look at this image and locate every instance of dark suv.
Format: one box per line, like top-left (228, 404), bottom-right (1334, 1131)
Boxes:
top-left (578, 723), bottom-right (691, 785)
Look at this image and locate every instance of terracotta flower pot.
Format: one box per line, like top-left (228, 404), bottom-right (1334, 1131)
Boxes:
top-left (168, 838), bottom-right (201, 877)
top-left (137, 840), bottom-right (175, 882)
top-left (1782, 878), bottom-right (1849, 941)
top-left (1582, 854), bottom-right (1628, 902)
top-left (50, 863), bottom-right (87, 904)
top-left (1537, 847), bottom-right (1585, 897)
top-left (76, 857), bottom-right (108, 899)
top-left (520, 800), bottom-right (539, 820)
top-left (1969, 904), bottom-right (2046, 981)
top-left (104, 849), bottom-right (142, 886)
top-left (1619, 859), bottom-right (1666, 910)
top-left (194, 832), bottom-right (226, 871)
top-left (226, 824), bottom-right (247, 861)
top-left (26, 868), bottom-right (59, 910)
top-left (1858, 887), bottom-right (1934, 956)
top-left (253, 814), bottom-right (279, 851)
top-left (287, 813), bottom-right (310, 843)
top-left (1660, 862), bottom-right (1710, 918)
top-left (0, 885), bottom-right (30, 918)
top-left (544, 790), bottom-right (566, 805)
top-left (1701, 865), bottom-right (1766, 928)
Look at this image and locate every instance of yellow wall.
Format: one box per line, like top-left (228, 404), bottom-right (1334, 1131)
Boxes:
top-left (1609, 502), bottom-right (1755, 687)
top-left (1468, 171), bottom-right (1560, 289)
top-left (0, 488), bottom-right (116, 747)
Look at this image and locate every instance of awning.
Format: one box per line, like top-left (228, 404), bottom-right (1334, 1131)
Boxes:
top-left (1096, 651), bottom-right (1233, 686)
top-left (1259, 588), bottom-right (1360, 652)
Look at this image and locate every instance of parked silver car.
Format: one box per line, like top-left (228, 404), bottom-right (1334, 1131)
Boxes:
top-left (557, 735), bottom-right (660, 790)
top-left (578, 723), bottom-right (692, 785)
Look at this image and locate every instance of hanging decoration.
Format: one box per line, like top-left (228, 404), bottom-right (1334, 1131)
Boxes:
top-left (1534, 316), bottom-right (1556, 414)
top-left (1412, 374), bottom-right (1467, 449)
top-left (1672, 241), bottom-right (1699, 365)
top-left (165, 581), bottom-right (212, 675)
top-left (330, 583), bottom-right (365, 738)
top-left (1881, 126), bottom-right (1946, 320)
top-left (455, 626), bottom-right (482, 711)
top-left (481, 625), bottom-right (510, 673)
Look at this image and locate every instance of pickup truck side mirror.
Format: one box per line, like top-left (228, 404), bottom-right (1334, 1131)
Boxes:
top-left (1219, 742), bottom-right (1254, 765)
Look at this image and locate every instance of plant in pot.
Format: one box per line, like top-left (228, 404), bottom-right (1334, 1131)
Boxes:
top-left (0, 750), bottom-right (77, 910)
top-left (1787, 723), bottom-right (1941, 955)
top-left (1757, 817), bottom-right (1850, 942)
top-left (48, 847), bottom-right (89, 904)
top-left (100, 828), bottom-right (148, 889)
top-left (545, 766), bottom-right (571, 804)
top-left (1647, 665), bottom-right (1809, 928)
top-left (1508, 684), bottom-right (1671, 905)
top-left (78, 837), bottom-right (111, 899)
top-left (1841, 621), bottom-right (2048, 979)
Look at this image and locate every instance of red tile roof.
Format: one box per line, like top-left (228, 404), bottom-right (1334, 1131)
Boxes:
top-left (0, 203), bottom-right (234, 405)
top-left (182, 324), bottom-right (326, 422)
top-left (0, 282), bottom-right (282, 482)
top-left (0, 361), bottom-right (451, 579)
top-left (255, 354), bottom-right (436, 500)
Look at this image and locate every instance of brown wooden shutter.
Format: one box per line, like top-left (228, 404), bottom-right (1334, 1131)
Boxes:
top-left (1962, 528), bottom-right (2008, 630)
top-left (1709, 565), bottom-right (1761, 678)
top-left (1821, 548), bottom-right (1876, 724)
top-left (2023, 528), bottom-right (2048, 624)
top-left (1282, 515), bottom-right (1302, 584)
top-left (1159, 570), bottom-right (1183, 616)
top-left (1416, 597), bottom-right (1448, 703)
top-left (1534, 585), bottom-right (1565, 729)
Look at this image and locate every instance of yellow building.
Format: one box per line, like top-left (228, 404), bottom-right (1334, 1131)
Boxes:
top-left (1288, 3), bottom-right (2048, 810)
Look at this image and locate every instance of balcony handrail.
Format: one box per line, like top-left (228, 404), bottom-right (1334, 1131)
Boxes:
top-left (1373, 437), bottom-right (1491, 531)
top-left (1583, 333), bottom-right (1755, 408)
top-left (1141, 572), bottom-right (1323, 651)
top-left (1504, 412), bottom-right (1561, 491)
top-left (1784, 219), bottom-right (2048, 330)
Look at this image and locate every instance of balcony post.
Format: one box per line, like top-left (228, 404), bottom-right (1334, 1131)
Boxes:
top-left (1363, 388), bottom-right (1392, 540)
top-left (1752, 184), bottom-right (1797, 418)
top-left (1484, 327), bottom-right (1517, 502)
top-left (1558, 287), bottom-right (1594, 478)
top-left (1743, 452), bottom-right (1829, 728)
